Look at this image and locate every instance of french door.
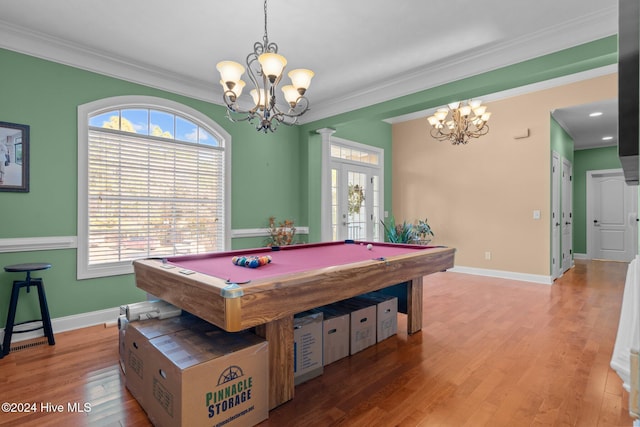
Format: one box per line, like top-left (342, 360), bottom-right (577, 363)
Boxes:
top-left (332, 163), bottom-right (381, 241)
top-left (317, 130), bottom-right (384, 242)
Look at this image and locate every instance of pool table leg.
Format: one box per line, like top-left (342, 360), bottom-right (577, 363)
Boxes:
top-left (407, 276), bottom-right (423, 334)
top-left (255, 315), bottom-right (295, 410)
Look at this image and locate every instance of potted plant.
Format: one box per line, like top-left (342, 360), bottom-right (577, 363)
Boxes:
top-left (381, 215), bottom-right (414, 243)
top-left (381, 216), bottom-right (434, 245)
top-left (265, 216), bottom-right (297, 247)
top-left (411, 218), bottom-right (434, 245)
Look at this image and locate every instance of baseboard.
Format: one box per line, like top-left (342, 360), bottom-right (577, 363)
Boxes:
top-left (0, 306), bottom-right (121, 344)
top-left (449, 265), bottom-right (553, 285)
top-left (573, 253), bottom-right (588, 260)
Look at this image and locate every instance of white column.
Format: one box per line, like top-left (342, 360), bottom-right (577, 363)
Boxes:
top-left (316, 128), bottom-right (336, 241)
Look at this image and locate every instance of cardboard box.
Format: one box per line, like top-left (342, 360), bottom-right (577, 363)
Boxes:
top-left (143, 327), bottom-right (268, 427)
top-left (118, 314), bottom-right (128, 374)
top-left (124, 313), bottom-right (211, 406)
top-left (293, 311), bottom-right (324, 385)
top-left (313, 307), bottom-right (350, 365)
top-left (333, 299), bottom-right (377, 355)
top-left (356, 293), bottom-right (398, 342)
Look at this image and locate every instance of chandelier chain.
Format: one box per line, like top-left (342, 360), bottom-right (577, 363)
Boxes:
top-left (216, 0), bottom-right (314, 132)
top-left (263, 0), bottom-right (269, 47)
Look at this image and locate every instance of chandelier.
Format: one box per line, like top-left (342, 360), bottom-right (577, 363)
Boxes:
top-left (216, 0), bottom-right (314, 133)
top-left (427, 100), bottom-right (492, 145)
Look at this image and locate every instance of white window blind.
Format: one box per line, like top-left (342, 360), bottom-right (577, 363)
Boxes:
top-left (78, 97), bottom-right (231, 279)
top-left (87, 127), bottom-right (225, 265)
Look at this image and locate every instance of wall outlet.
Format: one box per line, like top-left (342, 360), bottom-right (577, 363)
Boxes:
top-left (485, 251), bottom-right (491, 260)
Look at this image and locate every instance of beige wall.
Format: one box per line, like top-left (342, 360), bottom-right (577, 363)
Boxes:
top-left (392, 74), bottom-right (616, 276)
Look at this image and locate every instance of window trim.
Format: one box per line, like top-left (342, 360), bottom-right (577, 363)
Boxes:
top-left (77, 95), bottom-right (232, 279)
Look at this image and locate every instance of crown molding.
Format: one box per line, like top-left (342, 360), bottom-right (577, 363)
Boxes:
top-left (0, 5), bottom-right (617, 124)
top-left (0, 19), bottom-right (220, 106)
top-left (384, 64), bottom-right (618, 124)
top-left (300, 6), bottom-right (618, 123)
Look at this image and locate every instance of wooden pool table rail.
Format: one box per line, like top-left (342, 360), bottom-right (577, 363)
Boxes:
top-left (133, 246), bottom-right (454, 332)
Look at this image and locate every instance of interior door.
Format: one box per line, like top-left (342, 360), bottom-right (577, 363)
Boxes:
top-left (591, 171), bottom-right (638, 261)
top-left (552, 152), bottom-right (561, 279)
top-left (561, 158), bottom-right (573, 272)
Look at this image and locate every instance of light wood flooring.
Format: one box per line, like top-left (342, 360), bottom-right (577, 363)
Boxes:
top-left (0, 260), bottom-right (634, 426)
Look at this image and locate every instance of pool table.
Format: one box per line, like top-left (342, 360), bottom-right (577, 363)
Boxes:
top-left (133, 240), bottom-right (455, 409)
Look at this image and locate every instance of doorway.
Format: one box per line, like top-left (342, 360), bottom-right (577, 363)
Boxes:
top-left (561, 158), bottom-right (573, 272)
top-left (332, 163), bottom-right (381, 241)
top-left (321, 134), bottom-right (384, 242)
top-left (587, 169), bottom-right (638, 262)
top-left (552, 152), bottom-right (561, 279)
top-left (551, 154), bottom-right (574, 277)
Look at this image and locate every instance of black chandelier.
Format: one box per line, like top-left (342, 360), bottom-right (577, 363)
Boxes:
top-left (216, 0), bottom-right (314, 133)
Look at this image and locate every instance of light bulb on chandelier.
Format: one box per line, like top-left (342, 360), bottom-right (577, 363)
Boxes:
top-left (427, 100), bottom-right (492, 145)
top-left (216, 0), bottom-right (314, 133)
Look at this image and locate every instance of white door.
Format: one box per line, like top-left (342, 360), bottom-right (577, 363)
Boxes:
top-left (551, 152), bottom-right (561, 279)
top-left (561, 158), bottom-right (573, 272)
top-left (589, 171), bottom-right (638, 261)
top-left (333, 164), bottom-right (379, 241)
top-left (321, 134), bottom-right (384, 242)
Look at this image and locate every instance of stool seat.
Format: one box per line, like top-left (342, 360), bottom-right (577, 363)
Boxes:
top-left (2, 263), bottom-right (55, 357)
top-left (4, 263), bottom-right (52, 273)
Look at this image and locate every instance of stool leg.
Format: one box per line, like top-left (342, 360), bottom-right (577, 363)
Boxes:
top-left (35, 280), bottom-right (55, 346)
top-left (3, 280), bottom-right (23, 356)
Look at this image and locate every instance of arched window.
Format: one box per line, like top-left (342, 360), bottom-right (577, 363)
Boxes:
top-left (77, 96), bottom-right (230, 279)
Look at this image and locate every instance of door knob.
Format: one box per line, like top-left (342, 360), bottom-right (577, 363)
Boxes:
top-left (593, 219), bottom-right (600, 226)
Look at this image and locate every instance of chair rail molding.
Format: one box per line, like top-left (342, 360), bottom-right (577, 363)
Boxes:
top-left (0, 236), bottom-right (78, 253)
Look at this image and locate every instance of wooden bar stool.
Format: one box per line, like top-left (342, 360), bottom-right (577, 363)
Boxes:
top-left (2, 263), bottom-right (55, 357)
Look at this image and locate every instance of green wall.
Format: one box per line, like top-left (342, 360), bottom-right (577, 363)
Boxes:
top-left (573, 146), bottom-right (623, 254)
top-left (551, 116), bottom-right (575, 161)
top-left (299, 119), bottom-right (393, 242)
top-left (0, 33), bottom-right (620, 326)
top-left (0, 48), bottom-right (305, 325)
top-left (302, 36), bottom-right (617, 128)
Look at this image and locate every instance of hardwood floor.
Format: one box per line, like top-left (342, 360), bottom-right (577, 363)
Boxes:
top-left (0, 260), bottom-right (634, 426)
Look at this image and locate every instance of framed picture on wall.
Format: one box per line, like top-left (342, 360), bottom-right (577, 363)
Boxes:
top-left (0, 121), bottom-right (29, 192)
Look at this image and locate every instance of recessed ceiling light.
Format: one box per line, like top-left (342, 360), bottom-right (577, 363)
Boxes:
top-left (589, 112), bottom-right (603, 117)
top-left (602, 136), bottom-right (614, 140)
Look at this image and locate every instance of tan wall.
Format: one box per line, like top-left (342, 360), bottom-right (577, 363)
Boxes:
top-left (391, 74), bottom-right (617, 276)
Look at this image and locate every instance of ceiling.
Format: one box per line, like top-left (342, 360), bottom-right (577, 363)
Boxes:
top-left (0, 0), bottom-right (619, 144)
top-left (552, 99), bottom-right (618, 150)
